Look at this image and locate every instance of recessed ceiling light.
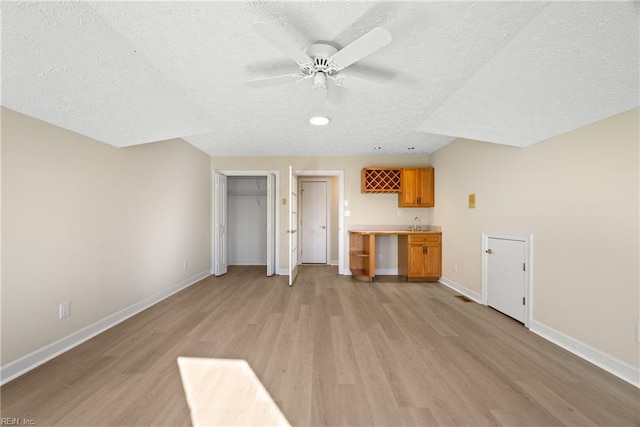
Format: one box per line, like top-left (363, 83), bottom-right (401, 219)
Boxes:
top-left (310, 116), bottom-right (330, 126)
top-left (374, 146), bottom-right (382, 150)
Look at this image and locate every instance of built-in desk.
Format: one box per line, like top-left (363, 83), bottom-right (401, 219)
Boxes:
top-left (349, 228), bottom-right (442, 282)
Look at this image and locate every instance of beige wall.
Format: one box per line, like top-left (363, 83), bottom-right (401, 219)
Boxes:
top-left (429, 109), bottom-right (640, 367)
top-left (1, 108), bottom-right (211, 365)
top-left (210, 156), bottom-right (434, 272)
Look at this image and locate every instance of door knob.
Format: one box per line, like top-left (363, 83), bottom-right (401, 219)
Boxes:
top-left (485, 248), bottom-right (493, 254)
top-left (321, 225), bottom-right (326, 229)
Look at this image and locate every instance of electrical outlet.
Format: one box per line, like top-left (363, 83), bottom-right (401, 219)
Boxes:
top-left (344, 210), bottom-right (350, 217)
top-left (183, 261), bottom-right (188, 271)
top-left (397, 209), bottom-right (403, 217)
top-left (453, 263), bottom-right (458, 273)
top-left (637, 325), bottom-right (640, 343)
top-left (59, 301), bottom-right (70, 319)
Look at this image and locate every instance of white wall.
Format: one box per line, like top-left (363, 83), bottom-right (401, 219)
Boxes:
top-left (1, 108), bottom-right (211, 366)
top-left (429, 108), bottom-right (639, 370)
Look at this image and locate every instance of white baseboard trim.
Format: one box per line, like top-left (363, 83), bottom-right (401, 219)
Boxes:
top-left (374, 268), bottom-right (399, 275)
top-left (0, 270), bottom-right (211, 386)
top-left (229, 262), bottom-right (267, 266)
top-left (329, 260), bottom-right (339, 266)
top-left (529, 319), bottom-right (640, 388)
top-left (438, 277), bottom-right (482, 303)
top-left (278, 264), bottom-right (341, 275)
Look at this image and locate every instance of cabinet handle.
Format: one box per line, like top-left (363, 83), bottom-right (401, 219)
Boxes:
top-left (417, 196), bottom-right (421, 204)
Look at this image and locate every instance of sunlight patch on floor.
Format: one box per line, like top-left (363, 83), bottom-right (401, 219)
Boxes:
top-left (177, 357), bottom-right (290, 427)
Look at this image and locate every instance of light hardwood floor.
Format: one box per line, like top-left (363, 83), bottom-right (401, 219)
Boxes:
top-left (2, 266), bottom-right (639, 426)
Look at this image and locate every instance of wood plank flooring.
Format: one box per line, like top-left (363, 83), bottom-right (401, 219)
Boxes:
top-left (2, 265), bottom-right (639, 426)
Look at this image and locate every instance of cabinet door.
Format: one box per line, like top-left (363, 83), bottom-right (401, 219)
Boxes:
top-left (424, 243), bottom-right (442, 277)
top-left (399, 168), bottom-right (434, 207)
top-left (417, 168), bottom-right (434, 207)
top-left (399, 168), bottom-right (418, 206)
top-left (408, 243), bottom-right (427, 277)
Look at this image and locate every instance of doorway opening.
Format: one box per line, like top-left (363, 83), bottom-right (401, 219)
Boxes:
top-left (228, 176), bottom-right (268, 266)
top-left (289, 168), bottom-right (346, 274)
top-left (300, 178), bottom-right (332, 265)
top-left (212, 170), bottom-right (279, 277)
top-left (293, 170), bottom-right (345, 276)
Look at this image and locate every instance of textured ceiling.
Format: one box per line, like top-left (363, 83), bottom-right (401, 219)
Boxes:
top-left (2, 1), bottom-right (638, 156)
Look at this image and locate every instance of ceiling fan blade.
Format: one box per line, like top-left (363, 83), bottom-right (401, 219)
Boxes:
top-left (253, 23), bottom-right (313, 65)
top-left (329, 27), bottom-right (392, 69)
top-left (245, 74), bottom-right (304, 88)
top-left (333, 73), bottom-right (391, 97)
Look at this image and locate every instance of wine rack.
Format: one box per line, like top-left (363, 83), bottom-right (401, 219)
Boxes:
top-left (361, 167), bottom-right (402, 193)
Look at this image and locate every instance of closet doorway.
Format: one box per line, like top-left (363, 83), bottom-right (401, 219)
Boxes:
top-left (212, 170), bottom-right (278, 277)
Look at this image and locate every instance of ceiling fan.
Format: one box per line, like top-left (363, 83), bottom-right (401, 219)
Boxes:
top-left (246, 23), bottom-right (393, 105)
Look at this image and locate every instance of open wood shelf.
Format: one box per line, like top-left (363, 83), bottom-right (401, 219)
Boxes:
top-left (350, 269), bottom-right (372, 282)
top-left (349, 251), bottom-right (369, 257)
top-left (349, 232), bottom-right (375, 281)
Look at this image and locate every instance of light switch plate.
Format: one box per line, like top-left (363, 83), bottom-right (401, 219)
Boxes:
top-left (59, 301), bottom-right (70, 319)
top-left (468, 193), bottom-right (476, 209)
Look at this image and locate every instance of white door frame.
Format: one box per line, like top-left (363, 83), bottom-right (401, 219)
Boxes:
top-left (266, 173), bottom-right (276, 276)
top-left (288, 166), bottom-right (299, 286)
top-left (295, 170), bottom-right (345, 275)
top-left (300, 178), bottom-right (330, 264)
top-left (212, 170), bottom-right (280, 276)
top-left (212, 172), bottom-right (228, 276)
top-left (482, 231), bottom-right (533, 328)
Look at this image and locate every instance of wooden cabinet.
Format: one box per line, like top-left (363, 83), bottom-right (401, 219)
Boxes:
top-left (398, 168), bottom-right (434, 207)
top-left (398, 233), bottom-right (442, 281)
top-left (349, 232), bottom-right (375, 282)
top-left (361, 168), bottom-right (401, 193)
top-left (361, 167), bottom-right (434, 206)
top-left (350, 230), bottom-right (441, 282)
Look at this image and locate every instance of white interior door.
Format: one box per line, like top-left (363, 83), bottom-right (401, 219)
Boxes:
top-left (213, 172), bottom-right (228, 276)
top-left (486, 237), bottom-right (526, 323)
top-left (301, 181), bottom-right (327, 264)
top-left (288, 166), bottom-right (299, 286)
top-left (266, 173), bottom-right (276, 276)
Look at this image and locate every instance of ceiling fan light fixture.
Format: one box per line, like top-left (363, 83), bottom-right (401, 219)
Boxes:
top-left (310, 115), bottom-right (330, 126)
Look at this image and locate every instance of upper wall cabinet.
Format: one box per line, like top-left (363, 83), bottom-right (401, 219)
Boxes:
top-left (361, 167), bottom-right (402, 193)
top-left (399, 167), bottom-right (434, 207)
